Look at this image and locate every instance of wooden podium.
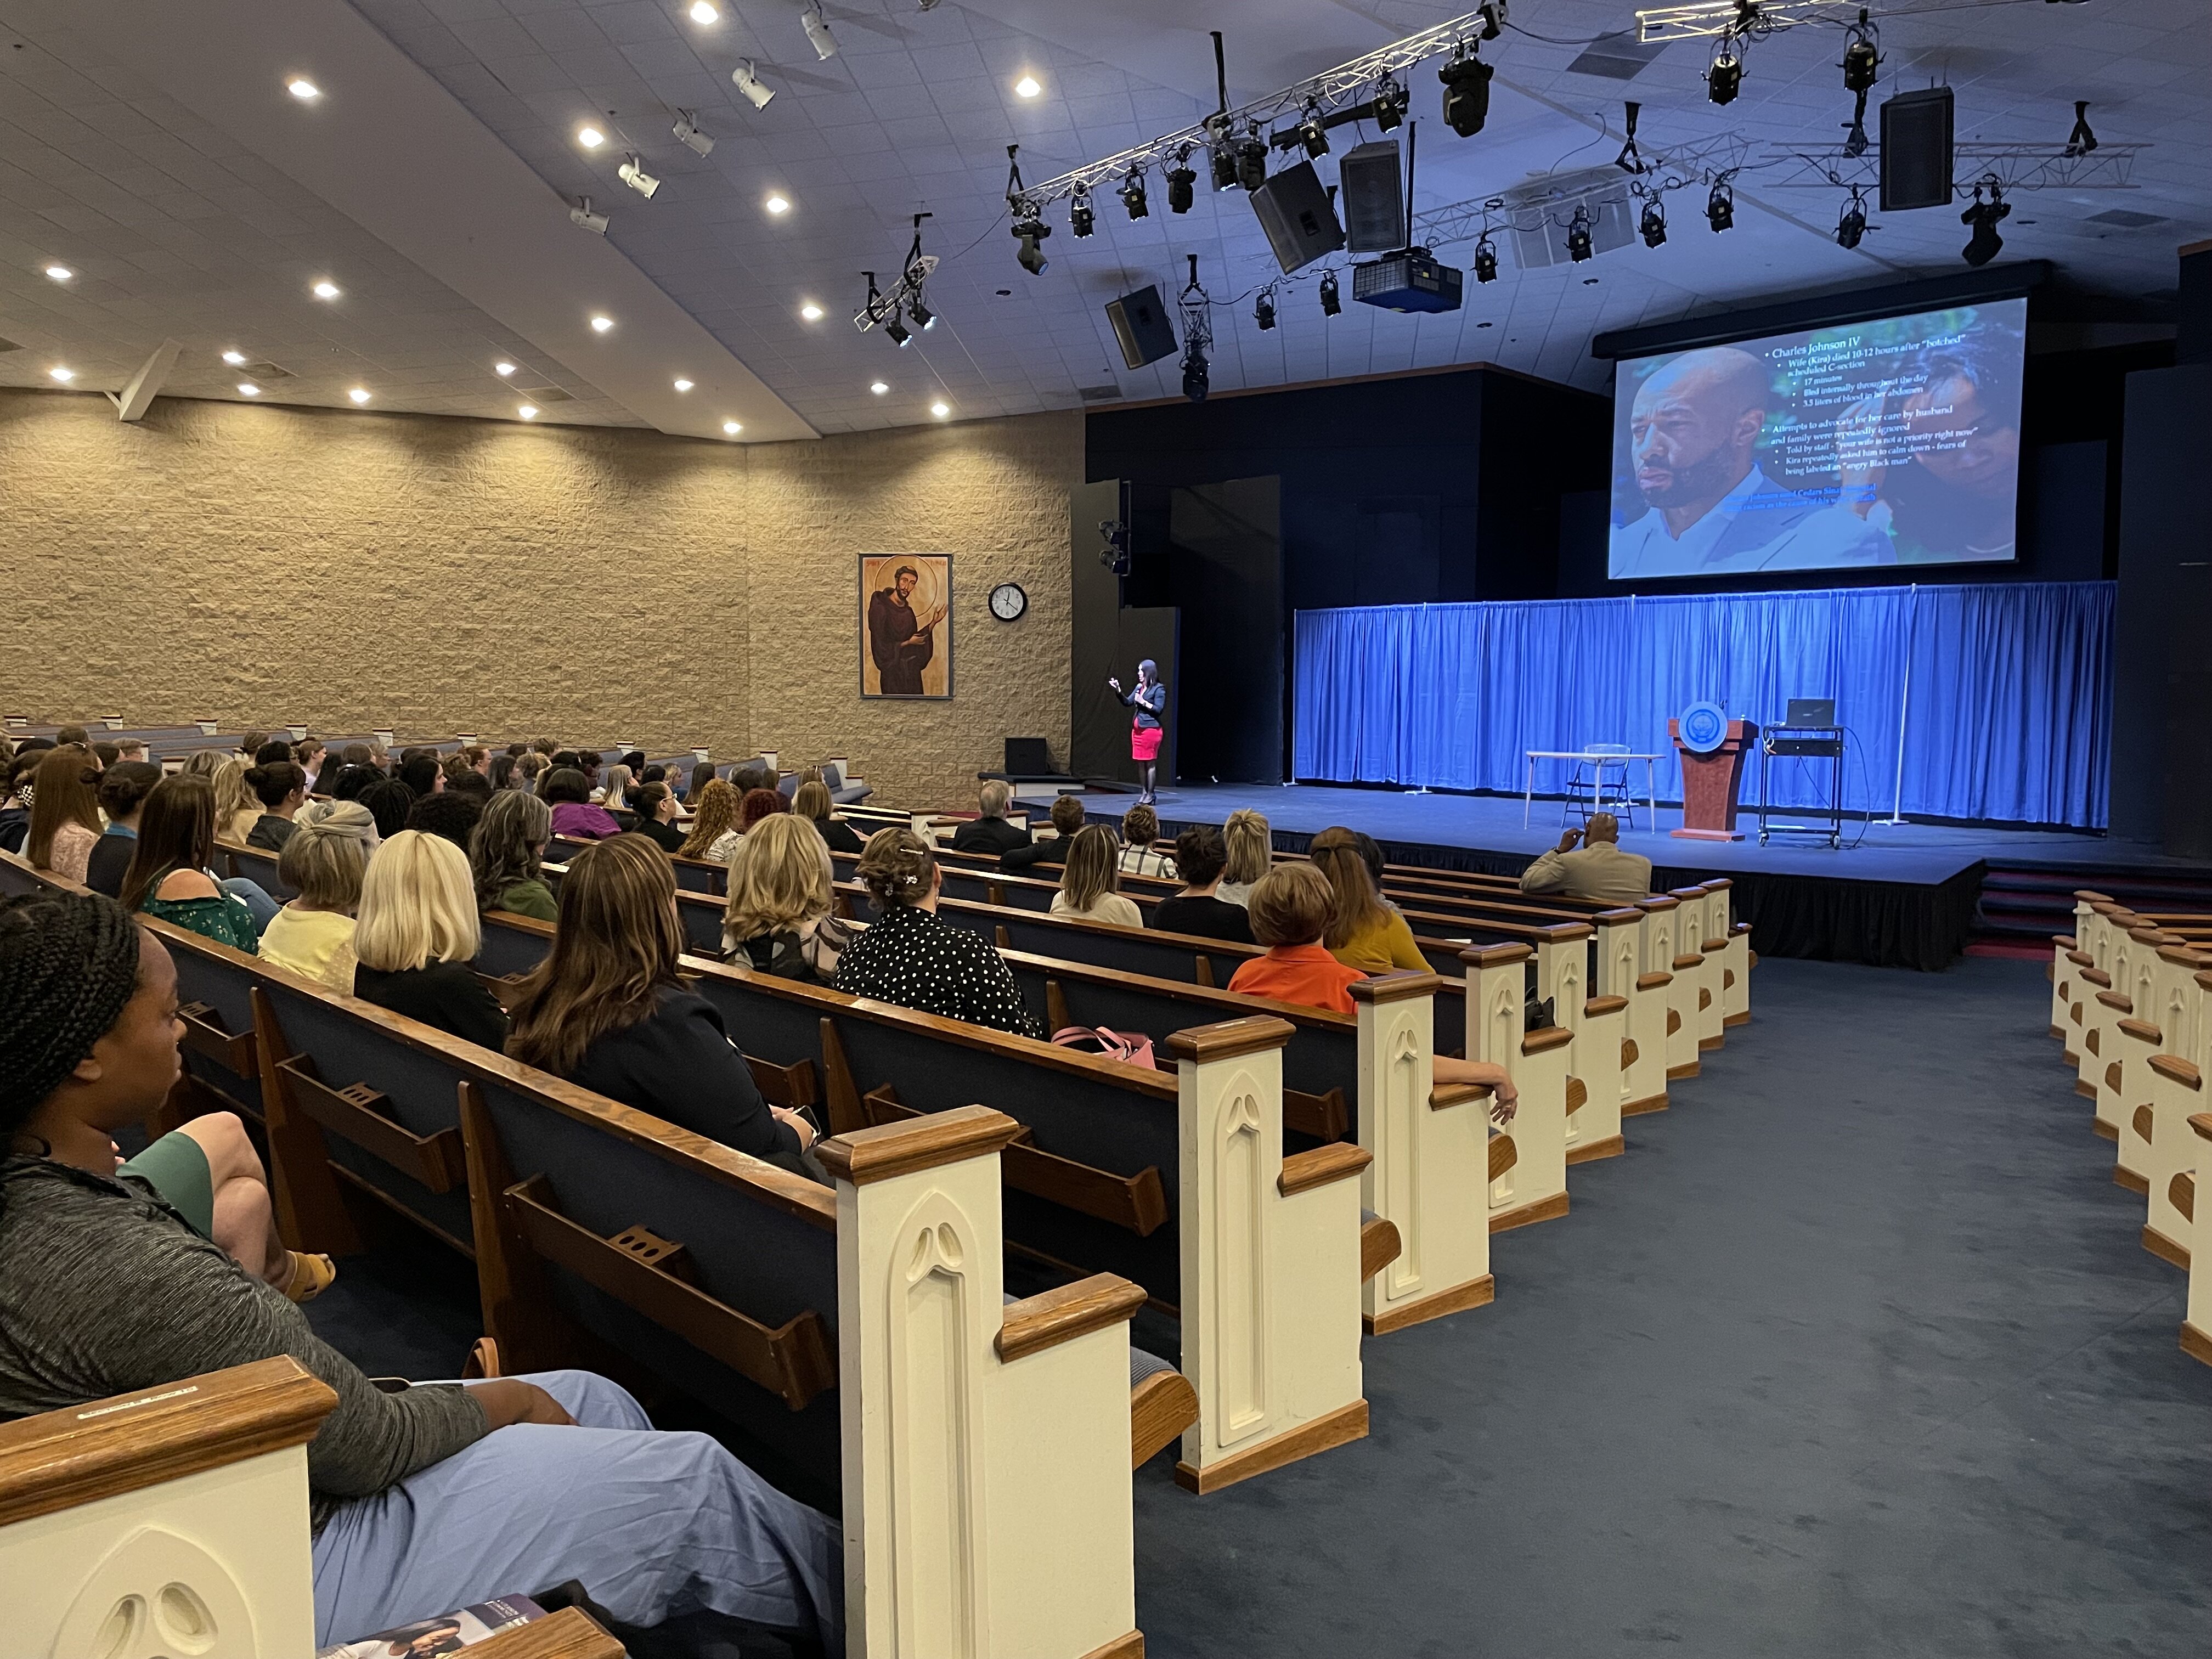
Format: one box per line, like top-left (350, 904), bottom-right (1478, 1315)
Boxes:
top-left (1668, 718), bottom-right (1757, 840)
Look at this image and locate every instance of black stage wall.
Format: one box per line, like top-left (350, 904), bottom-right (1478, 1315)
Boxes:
top-left (1069, 477), bottom-right (1180, 787)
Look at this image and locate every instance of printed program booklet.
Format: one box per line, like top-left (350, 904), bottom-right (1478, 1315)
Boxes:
top-left (317, 1595), bottom-right (548, 1657)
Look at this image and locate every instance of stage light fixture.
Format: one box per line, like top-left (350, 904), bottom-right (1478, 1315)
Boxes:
top-left (1706, 178), bottom-right (1735, 233)
top-left (673, 110), bottom-right (714, 157)
top-left (1841, 12), bottom-right (1880, 93)
top-left (1234, 124), bottom-right (1268, 191)
top-left (1639, 196), bottom-right (1667, 249)
top-left (1440, 45), bottom-right (1494, 138)
top-left (1182, 347), bottom-right (1209, 402)
top-left (1372, 73), bottom-right (1408, 132)
top-left (1319, 269), bottom-right (1341, 315)
top-left (732, 61), bottom-right (775, 110)
top-left (1471, 235), bottom-right (1498, 283)
top-left (1012, 206), bottom-right (1051, 275)
top-left (1119, 170), bottom-right (1148, 219)
top-left (569, 197), bottom-right (610, 234)
top-left (907, 296), bottom-right (934, 331)
top-left (1296, 100), bottom-right (1329, 159)
top-left (1254, 289), bottom-right (1276, 331)
top-left (1166, 151), bottom-right (1197, 213)
top-left (1836, 190), bottom-right (1868, 249)
top-left (1960, 184), bottom-right (2008, 267)
top-left (618, 155), bottom-right (662, 198)
top-left (1707, 49), bottom-right (1742, 106)
top-left (800, 2), bottom-right (837, 60)
top-left (1565, 206), bottom-right (1594, 263)
top-left (1069, 186), bottom-right (1094, 238)
top-left (2066, 100), bottom-right (2098, 157)
top-left (1209, 138), bottom-right (1238, 191)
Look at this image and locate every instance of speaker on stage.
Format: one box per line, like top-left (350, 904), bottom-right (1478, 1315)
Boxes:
top-left (1340, 140), bottom-right (1406, 253)
top-left (1880, 87), bottom-right (1954, 211)
top-left (1249, 160), bottom-right (1346, 274)
top-left (1104, 285), bottom-right (1177, 370)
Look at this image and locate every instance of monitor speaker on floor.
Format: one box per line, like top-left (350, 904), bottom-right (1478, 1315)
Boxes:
top-left (1104, 285), bottom-right (1177, 371)
top-left (1880, 87), bottom-right (1955, 212)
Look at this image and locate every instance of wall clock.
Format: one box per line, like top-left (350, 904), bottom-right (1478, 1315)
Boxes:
top-left (989, 582), bottom-right (1028, 621)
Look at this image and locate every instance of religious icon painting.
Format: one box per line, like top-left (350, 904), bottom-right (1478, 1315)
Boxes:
top-left (859, 553), bottom-right (953, 699)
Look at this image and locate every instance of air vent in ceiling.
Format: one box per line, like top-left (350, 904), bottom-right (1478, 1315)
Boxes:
top-left (239, 361), bottom-right (294, 380)
top-left (2086, 208), bottom-right (2166, 229)
top-left (0, 335), bottom-right (20, 354)
top-left (1566, 32), bottom-right (1665, 81)
top-left (1078, 384), bottom-right (1122, 402)
top-left (522, 385), bottom-right (574, 403)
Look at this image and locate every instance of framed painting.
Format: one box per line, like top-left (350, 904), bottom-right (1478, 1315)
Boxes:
top-left (859, 553), bottom-right (952, 699)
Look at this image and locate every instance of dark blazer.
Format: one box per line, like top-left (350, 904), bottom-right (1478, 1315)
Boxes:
top-left (1120, 681), bottom-right (1166, 729)
top-left (352, 960), bottom-right (510, 1053)
top-left (634, 819), bottom-right (686, 854)
top-left (84, 831), bottom-right (137, 899)
top-left (1000, 838), bottom-right (1070, 874)
top-left (1149, 893), bottom-right (1256, 944)
top-left (950, 816), bottom-right (1030, 857)
top-left (568, 985), bottom-right (804, 1169)
top-left (815, 816), bottom-right (865, 854)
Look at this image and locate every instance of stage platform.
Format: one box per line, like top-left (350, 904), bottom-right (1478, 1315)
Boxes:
top-left (1015, 781), bottom-right (2207, 972)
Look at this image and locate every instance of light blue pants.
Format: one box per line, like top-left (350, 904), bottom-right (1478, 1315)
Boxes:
top-left (218, 874), bottom-right (280, 928)
top-left (311, 1370), bottom-right (843, 1652)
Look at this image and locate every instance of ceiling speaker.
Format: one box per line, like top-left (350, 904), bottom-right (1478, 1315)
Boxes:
top-left (1880, 87), bottom-right (1954, 212)
top-left (1104, 285), bottom-right (1176, 371)
top-left (1249, 160), bottom-right (1345, 274)
top-left (1340, 140), bottom-right (1406, 253)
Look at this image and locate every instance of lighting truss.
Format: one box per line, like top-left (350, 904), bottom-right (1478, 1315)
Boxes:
top-left (1757, 140), bottom-right (2147, 193)
top-left (1414, 133), bottom-right (1751, 247)
top-left (1022, 6), bottom-right (1511, 209)
top-left (1636, 0), bottom-right (2038, 43)
top-left (851, 253), bottom-right (939, 335)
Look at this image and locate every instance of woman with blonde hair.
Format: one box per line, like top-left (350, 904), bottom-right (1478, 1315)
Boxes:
top-left (792, 778), bottom-right (862, 854)
top-left (211, 757), bottom-right (259, 844)
top-left (721, 813), bottom-right (854, 983)
top-left (183, 749), bottom-right (227, 780)
top-left (835, 828), bottom-right (1040, 1036)
top-left (1308, 825), bottom-right (1427, 973)
top-left (1217, 808), bottom-right (1272, 905)
top-left (1051, 823), bottom-right (1142, 927)
top-left (351, 830), bottom-right (507, 1049)
top-left (507, 835), bottom-right (816, 1171)
top-left (677, 777), bottom-right (741, 864)
top-left (258, 814), bottom-right (368, 992)
top-left (470, 789), bottom-right (556, 921)
top-left (591, 762), bottom-right (636, 820)
top-left (26, 747), bottom-right (103, 885)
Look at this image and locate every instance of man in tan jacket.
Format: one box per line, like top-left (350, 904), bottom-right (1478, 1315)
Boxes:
top-left (1518, 812), bottom-right (1653, 905)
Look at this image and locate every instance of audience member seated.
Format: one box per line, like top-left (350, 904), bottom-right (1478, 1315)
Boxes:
top-left (54, 723), bottom-right (89, 747)
top-left (793, 778), bottom-right (862, 854)
top-left (447, 769), bottom-right (492, 800)
top-left (406, 789), bottom-right (483, 857)
top-left (1217, 807), bottom-right (1273, 905)
top-left (950, 780), bottom-right (1031, 857)
top-left (512, 751), bottom-right (548, 795)
top-left (542, 768), bottom-right (621, 841)
top-left (357, 777), bottom-right (418, 842)
top-left (630, 782), bottom-right (685, 853)
top-left (26, 746), bottom-right (102, 886)
top-left (1311, 825), bottom-right (1427, 973)
top-left (92, 740), bottom-right (119, 770)
top-left (1517, 812), bottom-right (1653, 905)
top-left (214, 757), bottom-right (260, 844)
top-left (592, 763), bottom-right (636, 822)
top-left (0, 887), bottom-right (843, 1652)
top-left (686, 759), bottom-right (716, 802)
top-left (238, 730), bottom-right (270, 759)
top-left (486, 751), bottom-right (516, 792)
top-left (329, 763), bottom-right (382, 803)
top-left (258, 813), bottom-right (368, 994)
top-left (618, 747), bottom-right (647, 775)
top-left (1148, 825), bottom-right (1256, 944)
top-left (721, 813), bottom-right (854, 984)
top-left (115, 738), bottom-right (148, 764)
top-left (507, 836), bottom-right (817, 1174)
top-left (677, 777), bottom-right (741, 864)
top-left (731, 763), bottom-right (772, 798)
top-left (397, 753), bottom-right (443, 798)
top-left (1052, 825), bottom-right (1142, 928)
top-left (351, 830), bottom-right (509, 1051)
top-left (86, 760), bottom-right (163, 898)
top-left (338, 741), bottom-right (376, 772)
top-left (836, 828), bottom-right (1043, 1037)
top-left (1117, 802), bottom-right (1177, 879)
top-left (294, 737), bottom-right (326, 793)
top-left (0, 751), bottom-right (38, 854)
top-left (121, 775), bottom-right (263, 952)
top-left (471, 790), bottom-right (557, 921)
top-left (243, 760), bottom-right (307, 851)
top-left (252, 738), bottom-right (294, 767)
top-left (183, 748), bottom-right (226, 780)
top-left (740, 787), bottom-right (788, 836)
top-left (1000, 793), bottom-right (1086, 873)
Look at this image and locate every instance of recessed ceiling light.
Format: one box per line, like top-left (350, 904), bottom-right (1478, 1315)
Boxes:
top-left (48, 366), bottom-right (74, 383)
top-left (590, 314), bottom-right (614, 332)
top-left (348, 387), bottom-right (371, 404)
top-left (518, 404), bottom-right (539, 420)
top-left (238, 382), bottom-right (261, 396)
top-left (930, 400), bottom-right (950, 418)
top-left (312, 280), bottom-right (341, 299)
top-left (799, 302), bottom-right (824, 321)
top-left (222, 350), bottom-right (247, 366)
top-left (765, 194), bottom-right (791, 215)
top-left (578, 125), bottom-right (605, 149)
top-left (44, 264), bottom-right (72, 282)
top-left (1015, 75), bottom-right (1042, 98)
top-left (494, 361), bottom-right (516, 376)
top-left (673, 377), bottom-right (694, 392)
top-left (690, 1), bottom-right (718, 21)
top-left (870, 381), bottom-right (889, 395)
top-left (723, 420), bottom-right (742, 436)
top-left (287, 77), bottom-right (320, 101)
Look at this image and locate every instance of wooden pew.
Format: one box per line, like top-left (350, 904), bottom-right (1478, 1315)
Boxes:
top-left (2187, 1111), bottom-right (2212, 1368)
top-left (2136, 962), bottom-right (2210, 1269)
top-left (5, 1357), bottom-right (338, 1657)
top-left (1460, 944), bottom-right (1577, 1232)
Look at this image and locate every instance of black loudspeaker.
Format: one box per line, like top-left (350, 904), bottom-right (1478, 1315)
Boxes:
top-left (1339, 139), bottom-right (1406, 253)
top-left (1249, 160), bottom-right (1345, 274)
top-left (1104, 285), bottom-right (1177, 370)
top-left (1880, 87), bottom-right (1954, 211)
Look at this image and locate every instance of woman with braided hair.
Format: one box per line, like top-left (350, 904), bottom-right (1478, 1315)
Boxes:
top-left (0, 889), bottom-right (844, 1652)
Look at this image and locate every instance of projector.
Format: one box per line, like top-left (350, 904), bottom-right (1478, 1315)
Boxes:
top-left (1352, 248), bottom-right (1463, 314)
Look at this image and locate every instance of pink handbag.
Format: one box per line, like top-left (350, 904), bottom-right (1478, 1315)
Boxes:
top-left (1051, 1025), bottom-right (1158, 1070)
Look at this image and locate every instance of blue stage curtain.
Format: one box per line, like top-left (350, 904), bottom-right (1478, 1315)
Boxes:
top-left (1291, 580), bottom-right (2113, 828)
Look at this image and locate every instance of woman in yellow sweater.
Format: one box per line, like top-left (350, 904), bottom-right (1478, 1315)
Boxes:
top-left (1310, 825), bottom-right (1428, 973)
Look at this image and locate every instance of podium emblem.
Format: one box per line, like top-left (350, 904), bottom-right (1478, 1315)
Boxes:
top-left (1677, 701), bottom-right (1728, 755)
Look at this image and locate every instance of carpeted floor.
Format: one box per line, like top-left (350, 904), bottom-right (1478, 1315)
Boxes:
top-left (308, 955), bottom-right (2212, 1657)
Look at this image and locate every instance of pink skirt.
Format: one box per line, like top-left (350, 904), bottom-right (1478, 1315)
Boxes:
top-left (1131, 724), bottom-right (1163, 762)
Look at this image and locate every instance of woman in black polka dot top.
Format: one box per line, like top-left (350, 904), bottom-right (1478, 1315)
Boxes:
top-left (833, 827), bottom-right (1043, 1040)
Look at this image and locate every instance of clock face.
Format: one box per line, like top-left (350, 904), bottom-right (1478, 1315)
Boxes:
top-left (989, 582), bottom-right (1028, 620)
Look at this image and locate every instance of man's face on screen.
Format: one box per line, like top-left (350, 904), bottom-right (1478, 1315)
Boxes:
top-left (1903, 375), bottom-right (2017, 495)
top-left (1629, 358), bottom-right (1762, 511)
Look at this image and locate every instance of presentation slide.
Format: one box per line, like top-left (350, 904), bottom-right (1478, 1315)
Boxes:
top-left (1608, 298), bottom-right (2027, 579)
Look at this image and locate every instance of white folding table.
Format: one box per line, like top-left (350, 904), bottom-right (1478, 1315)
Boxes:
top-left (1522, 749), bottom-right (1661, 828)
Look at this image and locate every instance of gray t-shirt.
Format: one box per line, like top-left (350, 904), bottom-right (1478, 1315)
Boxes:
top-left (0, 1156), bottom-right (486, 1531)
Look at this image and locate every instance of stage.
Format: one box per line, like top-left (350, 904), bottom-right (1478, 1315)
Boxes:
top-left (1018, 781), bottom-right (2205, 972)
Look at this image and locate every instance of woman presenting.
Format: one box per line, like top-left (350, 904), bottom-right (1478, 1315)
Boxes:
top-left (1107, 659), bottom-right (1166, 805)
